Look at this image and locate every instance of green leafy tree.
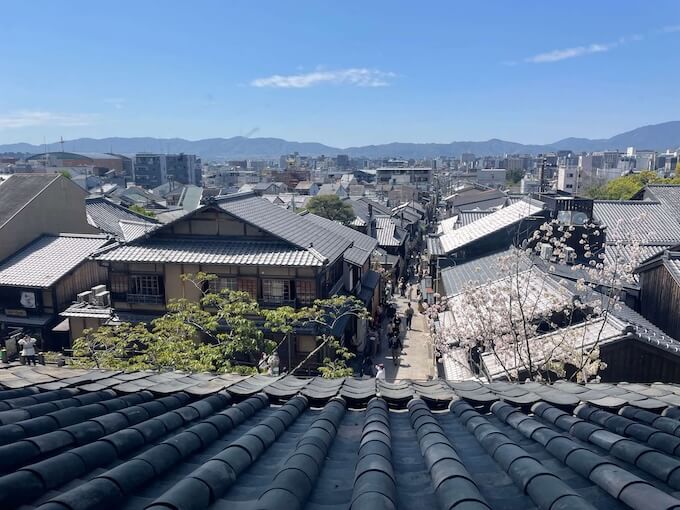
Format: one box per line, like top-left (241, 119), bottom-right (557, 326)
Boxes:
top-left (290, 295), bottom-right (369, 378)
top-left (585, 170), bottom-right (679, 200)
top-left (59, 170), bottom-right (72, 180)
top-left (128, 204), bottom-right (156, 218)
top-left (306, 195), bottom-right (355, 224)
top-left (506, 168), bottom-right (524, 185)
top-left (72, 273), bottom-right (368, 377)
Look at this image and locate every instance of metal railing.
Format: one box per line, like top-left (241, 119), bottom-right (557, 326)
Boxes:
top-left (126, 293), bottom-right (164, 304)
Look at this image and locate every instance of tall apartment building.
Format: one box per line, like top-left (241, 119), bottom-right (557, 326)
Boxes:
top-left (133, 153), bottom-right (200, 188)
top-left (557, 162), bottom-right (580, 193)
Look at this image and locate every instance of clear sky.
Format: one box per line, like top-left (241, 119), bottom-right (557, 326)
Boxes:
top-left (1, 0), bottom-right (679, 146)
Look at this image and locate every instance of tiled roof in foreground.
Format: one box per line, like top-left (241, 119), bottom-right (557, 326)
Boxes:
top-left (4, 367), bottom-right (680, 508)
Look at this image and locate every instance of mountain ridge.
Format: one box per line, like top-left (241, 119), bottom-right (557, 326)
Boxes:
top-left (2, 121), bottom-right (679, 160)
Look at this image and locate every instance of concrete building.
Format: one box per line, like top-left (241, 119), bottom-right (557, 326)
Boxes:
top-left (557, 163), bottom-right (580, 193)
top-left (134, 153), bottom-right (200, 188)
top-left (635, 150), bottom-right (657, 171)
top-left (476, 169), bottom-right (506, 189)
top-left (520, 176), bottom-right (542, 194)
top-left (376, 167), bottom-right (432, 191)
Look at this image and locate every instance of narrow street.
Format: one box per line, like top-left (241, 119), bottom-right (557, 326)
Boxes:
top-left (376, 287), bottom-right (436, 381)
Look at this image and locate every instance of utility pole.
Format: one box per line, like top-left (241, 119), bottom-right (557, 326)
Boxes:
top-left (538, 157), bottom-right (547, 193)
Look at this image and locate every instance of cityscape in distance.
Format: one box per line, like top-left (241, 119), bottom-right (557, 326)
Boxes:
top-left (2, 119), bottom-right (680, 159)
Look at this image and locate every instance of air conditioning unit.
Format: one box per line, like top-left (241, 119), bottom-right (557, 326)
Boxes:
top-left (539, 243), bottom-right (553, 260)
top-left (564, 247), bottom-right (576, 264)
top-left (94, 291), bottom-right (111, 307)
top-left (91, 284), bottom-right (107, 295)
top-left (77, 291), bottom-right (92, 304)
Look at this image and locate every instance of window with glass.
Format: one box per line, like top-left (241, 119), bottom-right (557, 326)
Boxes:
top-left (207, 276), bottom-right (237, 294)
top-left (238, 278), bottom-right (258, 299)
top-left (295, 280), bottom-right (315, 305)
top-left (129, 275), bottom-right (162, 298)
top-left (262, 279), bottom-right (291, 304)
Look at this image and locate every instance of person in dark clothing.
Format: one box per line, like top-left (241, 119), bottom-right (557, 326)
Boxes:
top-left (399, 278), bottom-right (406, 297)
top-left (393, 314), bottom-right (402, 333)
top-left (405, 302), bottom-right (414, 330)
top-left (390, 332), bottom-right (403, 366)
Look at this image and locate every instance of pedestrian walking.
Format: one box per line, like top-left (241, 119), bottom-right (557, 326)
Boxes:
top-left (19, 335), bottom-right (37, 366)
top-left (393, 314), bottom-right (402, 333)
top-left (399, 278), bottom-right (406, 297)
top-left (391, 334), bottom-right (403, 366)
top-left (375, 363), bottom-right (386, 380)
top-left (405, 302), bottom-right (414, 330)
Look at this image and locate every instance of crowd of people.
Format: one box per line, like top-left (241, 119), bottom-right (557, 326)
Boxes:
top-left (361, 254), bottom-right (425, 378)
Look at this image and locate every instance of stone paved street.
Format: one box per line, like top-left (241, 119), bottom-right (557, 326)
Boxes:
top-left (377, 287), bottom-right (436, 381)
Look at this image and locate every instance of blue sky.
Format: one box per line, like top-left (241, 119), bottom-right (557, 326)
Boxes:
top-left (1, 0), bottom-right (679, 146)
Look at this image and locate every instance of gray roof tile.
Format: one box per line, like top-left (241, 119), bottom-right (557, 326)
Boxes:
top-left (439, 199), bottom-right (544, 254)
top-left (96, 238), bottom-right (324, 266)
top-left (217, 193), bottom-right (351, 263)
top-left (593, 200), bottom-right (680, 244)
top-left (5, 368), bottom-right (680, 509)
top-left (86, 197), bottom-right (159, 241)
top-left (0, 234), bottom-right (110, 288)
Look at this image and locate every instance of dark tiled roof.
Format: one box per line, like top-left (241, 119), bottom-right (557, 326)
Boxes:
top-left (96, 238), bottom-right (325, 266)
top-left (439, 247), bottom-right (532, 296)
top-left (343, 246), bottom-right (371, 266)
top-left (86, 197), bottom-right (159, 241)
top-left (347, 197), bottom-right (392, 224)
top-left (0, 234), bottom-right (110, 288)
top-left (5, 367), bottom-right (680, 508)
top-left (444, 188), bottom-right (507, 209)
top-left (375, 216), bottom-right (407, 247)
top-left (303, 213), bottom-right (378, 253)
top-left (0, 173), bottom-right (61, 228)
top-left (217, 193), bottom-right (351, 264)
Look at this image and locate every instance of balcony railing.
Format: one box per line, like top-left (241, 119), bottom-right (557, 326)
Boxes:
top-left (259, 298), bottom-right (297, 308)
top-left (126, 293), bottom-right (164, 305)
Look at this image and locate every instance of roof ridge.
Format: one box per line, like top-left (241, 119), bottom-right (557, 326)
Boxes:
top-left (594, 199), bottom-right (662, 204)
top-left (56, 232), bottom-right (111, 239)
top-left (214, 190), bottom-right (257, 202)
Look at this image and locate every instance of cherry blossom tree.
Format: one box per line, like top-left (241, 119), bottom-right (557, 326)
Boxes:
top-left (428, 215), bottom-right (648, 383)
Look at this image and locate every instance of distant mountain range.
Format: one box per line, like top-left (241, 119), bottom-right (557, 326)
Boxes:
top-left (2, 121), bottom-right (679, 161)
